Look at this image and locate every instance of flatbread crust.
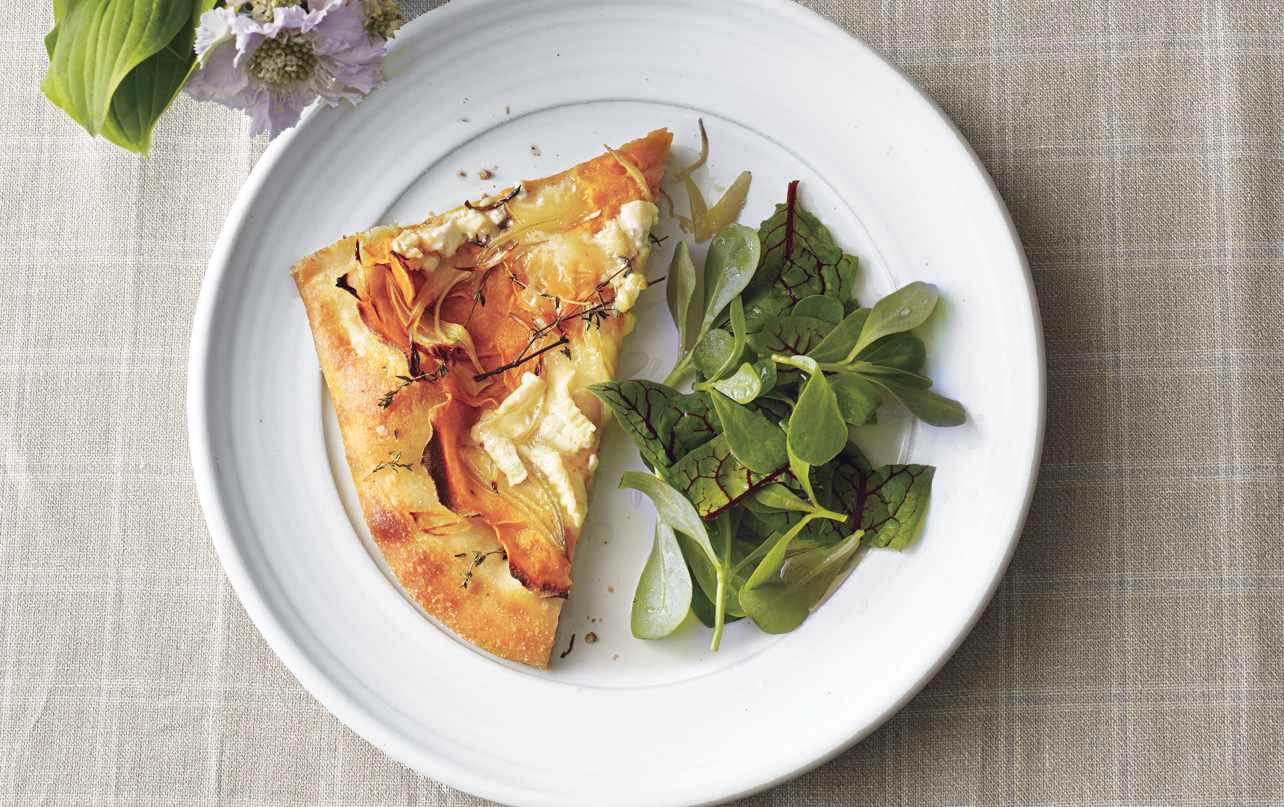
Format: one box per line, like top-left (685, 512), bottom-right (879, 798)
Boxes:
top-left (292, 130), bottom-right (672, 666)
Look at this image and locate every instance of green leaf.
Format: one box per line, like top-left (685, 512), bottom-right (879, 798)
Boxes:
top-left (743, 180), bottom-right (859, 331)
top-left (707, 514), bottom-right (742, 626)
top-left (752, 484), bottom-right (815, 514)
top-left (723, 534), bottom-right (779, 619)
top-left (773, 353), bottom-right (819, 374)
top-left (739, 524), bottom-right (863, 634)
top-left (665, 241), bottom-right (702, 354)
top-left (620, 471), bottom-right (727, 648)
top-left (693, 328), bottom-right (736, 378)
top-left (808, 308), bottom-right (868, 364)
top-left (856, 332), bottom-right (926, 372)
top-left (750, 392), bottom-right (793, 425)
top-left (589, 380), bottom-right (683, 470)
top-left (845, 282), bottom-right (939, 362)
top-left (708, 297), bottom-right (747, 381)
top-left (672, 392), bottom-right (720, 454)
top-left (865, 376), bottom-right (967, 427)
top-left (855, 364), bottom-right (933, 388)
top-left (831, 374), bottom-right (881, 425)
top-left (691, 578), bottom-right (746, 627)
top-left (823, 443), bottom-right (873, 522)
top-left (620, 472), bottom-right (710, 550)
top-left (102, 0), bottom-right (213, 153)
top-left (860, 465), bottom-right (935, 549)
top-left (743, 501), bottom-right (844, 549)
top-left (792, 295), bottom-right (844, 324)
top-left (42, 0), bottom-right (194, 143)
top-left (788, 371), bottom-right (847, 466)
top-left (699, 223), bottom-right (761, 337)
top-left (747, 315), bottom-right (831, 357)
top-left (709, 391), bottom-right (788, 474)
top-left (631, 521), bottom-right (692, 639)
top-left (787, 441), bottom-right (817, 508)
top-left (709, 359), bottom-right (776, 404)
top-left (667, 434), bottom-right (786, 520)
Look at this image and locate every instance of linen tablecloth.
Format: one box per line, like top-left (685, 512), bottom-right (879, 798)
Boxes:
top-left (2, 1), bottom-right (1282, 804)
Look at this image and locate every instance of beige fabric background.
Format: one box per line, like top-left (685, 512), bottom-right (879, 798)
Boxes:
top-left (2, 0), bottom-right (1282, 804)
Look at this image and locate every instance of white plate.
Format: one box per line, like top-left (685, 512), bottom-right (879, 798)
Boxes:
top-left (188, 1), bottom-right (1044, 804)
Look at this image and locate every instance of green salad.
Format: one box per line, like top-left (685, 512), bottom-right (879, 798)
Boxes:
top-left (589, 177), bottom-right (965, 650)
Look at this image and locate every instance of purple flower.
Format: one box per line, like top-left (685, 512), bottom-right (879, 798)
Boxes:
top-left (186, 0), bottom-right (393, 139)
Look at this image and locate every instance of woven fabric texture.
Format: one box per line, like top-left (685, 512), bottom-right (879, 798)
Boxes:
top-left (1, 1), bottom-right (1281, 804)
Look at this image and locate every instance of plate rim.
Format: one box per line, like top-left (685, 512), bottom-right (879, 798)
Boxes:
top-left (187, 0), bottom-right (1046, 803)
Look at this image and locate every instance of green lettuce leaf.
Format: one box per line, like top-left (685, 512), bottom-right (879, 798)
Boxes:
top-left (590, 380), bottom-right (684, 470)
top-left (742, 179), bottom-right (859, 331)
top-left (860, 464), bottom-right (935, 550)
top-left (667, 433), bottom-right (787, 520)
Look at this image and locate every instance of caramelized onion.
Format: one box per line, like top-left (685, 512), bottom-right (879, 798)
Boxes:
top-left (607, 145), bottom-right (652, 201)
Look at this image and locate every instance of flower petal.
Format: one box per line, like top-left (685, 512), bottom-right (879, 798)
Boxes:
top-left (194, 7), bottom-right (239, 64)
top-left (185, 43), bottom-right (249, 103)
top-left (250, 88), bottom-right (317, 139)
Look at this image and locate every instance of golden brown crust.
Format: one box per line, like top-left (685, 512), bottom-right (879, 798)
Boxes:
top-left (292, 237), bottom-right (561, 667)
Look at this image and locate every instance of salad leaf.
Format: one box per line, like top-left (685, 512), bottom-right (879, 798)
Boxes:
top-left (691, 514), bottom-right (742, 622)
top-left (631, 521), bottom-right (692, 639)
top-left (747, 315), bottom-right (831, 357)
top-left (620, 472), bottom-right (712, 551)
top-left (860, 464), bottom-right (935, 549)
top-left (792, 294), bottom-right (845, 324)
top-left (710, 391), bottom-right (788, 473)
top-left (620, 471), bottom-right (728, 649)
top-left (865, 376), bottom-right (967, 427)
top-left (743, 180), bottom-right (859, 330)
top-left (668, 434), bottom-right (787, 519)
top-left (857, 332), bottom-right (927, 372)
top-left (787, 441), bottom-right (818, 508)
top-left (788, 371), bottom-right (847, 466)
top-left (853, 364), bottom-right (933, 388)
top-left (739, 526), bottom-right (863, 634)
top-left (707, 297), bottom-right (747, 381)
top-left (709, 359), bottom-right (776, 404)
top-left (830, 374), bottom-right (881, 425)
top-left (752, 484), bottom-right (815, 514)
top-left (723, 534), bottom-right (776, 619)
top-left (672, 392), bottom-right (721, 454)
top-left (844, 281), bottom-right (939, 362)
top-left (694, 328), bottom-right (737, 379)
top-left (590, 381), bottom-right (682, 470)
top-left (699, 224), bottom-right (761, 337)
top-left (750, 393), bottom-right (793, 424)
top-left (691, 579), bottom-right (747, 626)
top-left (665, 241), bottom-right (702, 354)
top-left (808, 308), bottom-right (869, 364)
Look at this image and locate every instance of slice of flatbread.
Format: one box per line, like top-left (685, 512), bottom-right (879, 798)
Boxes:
top-left (292, 129), bottom-right (672, 666)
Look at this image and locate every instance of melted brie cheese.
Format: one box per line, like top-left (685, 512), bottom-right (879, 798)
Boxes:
top-left (392, 205), bottom-right (509, 260)
top-left (469, 355), bottom-right (597, 527)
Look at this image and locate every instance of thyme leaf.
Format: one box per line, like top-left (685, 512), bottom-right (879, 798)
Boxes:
top-left (377, 347), bottom-right (449, 408)
top-left (368, 450), bottom-right (414, 477)
top-left (454, 548), bottom-right (508, 589)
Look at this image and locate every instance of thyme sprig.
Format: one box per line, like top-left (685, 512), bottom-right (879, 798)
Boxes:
top-left (454, 548), bottom-right (508, 589)
top-left (472, 295), bottom-right (616, 382)
top-left (378, 346), bottom-right (448, 408)
top-left (368, 450), bottom-right (414, 477)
